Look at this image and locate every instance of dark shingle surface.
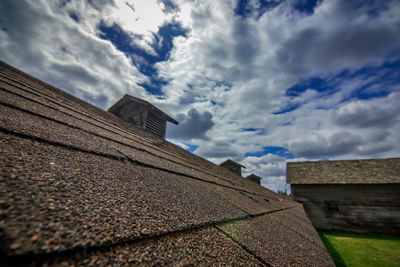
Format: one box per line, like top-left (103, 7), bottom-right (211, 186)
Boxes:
top-left (269, 207), bottom-right (325, 248)
top-left (0, 133), bottom-right (246, 255)
top-left (287, 158), bottom-right (400, 184)
top-left (13, 227), bottom-right (262, 266)
top-left (197, 179), bottom-right (297, 215)
top-left (217, 215), bottom-right (334, 267)
top-left (0, 60), bottom-right (333, 266)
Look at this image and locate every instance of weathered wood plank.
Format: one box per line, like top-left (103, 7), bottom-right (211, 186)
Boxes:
top-left (292, 184), bottom-right (400, 235)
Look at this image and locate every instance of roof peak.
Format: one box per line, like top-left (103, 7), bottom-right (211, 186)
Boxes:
top-left (219, 159), bottom-right (246, 168)
top-left (109, 94), bottom-right (178, 125)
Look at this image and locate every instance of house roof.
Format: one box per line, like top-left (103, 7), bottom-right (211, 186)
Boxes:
top-left (287, 158), bottom-right (400, 185)
top-left (108, 94), bottom-right (178, 124)
top-left (219, 159), bottom-right (246, 168)
top-left (0, 60), bottom-right (333, 266)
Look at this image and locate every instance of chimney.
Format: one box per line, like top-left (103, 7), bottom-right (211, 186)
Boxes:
top-left (108, 95), bottom-right (178, 139)
top-left (219, 159), bottom-right (246, 176)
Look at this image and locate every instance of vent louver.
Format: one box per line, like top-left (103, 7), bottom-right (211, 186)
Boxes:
top-left (145, 112), bottom-right (166, 138)
top-left (108, 95), bottom-right (178, 139)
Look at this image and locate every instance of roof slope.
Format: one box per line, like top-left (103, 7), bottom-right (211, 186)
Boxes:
top-left (287, 158), bottom-right (400, 184)
top-left (0, 60), bottom-right (333, 266)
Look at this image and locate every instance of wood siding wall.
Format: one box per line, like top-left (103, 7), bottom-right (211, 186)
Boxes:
top-left (291, 184), bottom-right (400, 235)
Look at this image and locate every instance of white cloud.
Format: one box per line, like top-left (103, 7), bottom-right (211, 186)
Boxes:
top-left (161, 0), bottom-right (400, 192)
top-left (0, 0), bottom-right (153, 108)
top-left (242, 154), bottom-right (288, 192)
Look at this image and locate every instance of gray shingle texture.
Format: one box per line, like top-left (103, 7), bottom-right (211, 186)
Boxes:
top-left (287, 158), bottom-right (400, 184)
top-left (217, 214), bottom-right (334, 267)
top-left (0, 60), bottom-right (333, 266)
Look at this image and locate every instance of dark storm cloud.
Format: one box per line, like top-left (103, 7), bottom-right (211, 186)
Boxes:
top-left (333, 94), bottom-right (400, 128)
top-left (166, 108), bottom-right (215, 140)
top-left (289, 131), bottom-right (364, 158)
top-left (276, 2), bottom-right (400, 76)
top-left (333, 104), bottom-right (398, 128)
top-left (358, 143), bottom-right (394, 156)
top-left (232, 19), bottom-right (259, 66)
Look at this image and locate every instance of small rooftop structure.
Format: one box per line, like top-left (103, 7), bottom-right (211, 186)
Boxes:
top-left (219, 159), bottom-right (246, 176)
top-left (246, 174), bottom-right (263, 185)
top-left (108, 94), bottom-right (178, 139)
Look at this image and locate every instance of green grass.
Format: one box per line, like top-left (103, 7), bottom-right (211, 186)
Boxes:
top-left (318, 230), bottom-right (400, 267)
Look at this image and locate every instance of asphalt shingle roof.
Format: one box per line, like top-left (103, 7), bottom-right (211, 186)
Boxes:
top-left (287, 158), bottom-right (400, 184)
top-left (0, 60), bottom-right (334, 266)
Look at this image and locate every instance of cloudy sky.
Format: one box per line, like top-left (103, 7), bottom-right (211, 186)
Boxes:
top-left (1, 0), bottom-right (399, 192)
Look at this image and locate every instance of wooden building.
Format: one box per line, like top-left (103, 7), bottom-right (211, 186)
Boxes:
top-left (287, 158), bottom-right (400, 235)
top-left (219, 159), bottom-right (245, 176)
top-left (246, 174), bottom-right (262, 185)
top-left (108, 94), bottom-right (178, 139)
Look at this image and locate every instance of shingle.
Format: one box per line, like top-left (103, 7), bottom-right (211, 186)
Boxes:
top-left (0, 133), bottom-right (247, 256)
top-left (0, 103), bottom-right (121, 158)
top-left (268, 207), bottom-right (325, 248)
top-left (287, 159), bottom-right (400, 184)
top-left (3, 227), bottom-right (262, 266)
top-left (200, 180), bottom-right (299, 215)
top-left (217, 214), bottom-right (335, 267)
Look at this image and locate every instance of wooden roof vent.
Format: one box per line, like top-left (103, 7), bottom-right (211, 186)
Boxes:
top-left (108, 95), bottom-right (178, 139)
top-left (219, 159), bottom-right (246, 176)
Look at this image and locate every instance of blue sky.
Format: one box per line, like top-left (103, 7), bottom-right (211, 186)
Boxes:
top-left (1, 0), bottom-right (399, 192)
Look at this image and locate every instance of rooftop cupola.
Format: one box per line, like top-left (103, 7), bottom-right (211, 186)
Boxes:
top-left (219, 159), bottom-right (246, 176)
top-left (108, 94), bottom-right (178, 139)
